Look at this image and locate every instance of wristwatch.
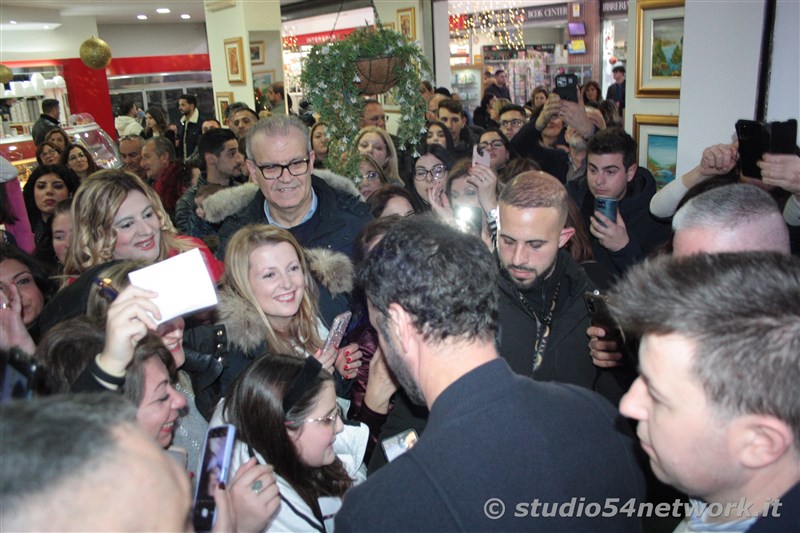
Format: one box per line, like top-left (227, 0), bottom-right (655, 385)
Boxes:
top-left (487, 207), bottom-right (499, 223)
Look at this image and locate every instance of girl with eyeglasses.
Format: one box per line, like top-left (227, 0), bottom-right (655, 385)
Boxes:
top-left (478, 128), bottom-right (518, 184)
top-left (355, 154), bottom-right (390, 200)
top-left (61, 143), bottom-right (99, 181)
top-left (35, 141), bottom-right (62, 167)
top-left (216, 353), bottom-right (367, 532)
top-left (406, 143), bottom-right (455, 212)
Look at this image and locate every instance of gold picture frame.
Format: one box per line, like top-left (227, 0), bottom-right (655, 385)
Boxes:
top-left (635, 0), bottom-right (684, 98)
top-left (397, 8), bottom-right (416, 40)
top-left (633, 114), bottom-right (679, 189)
top-left (216, 91), bottom-right (234, 121)
top-left (250, 41), bottom-right (265, 65)
top-left (224, 37), bottom-right (247, 84)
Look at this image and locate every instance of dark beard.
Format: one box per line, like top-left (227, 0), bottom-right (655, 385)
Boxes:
top-left (501, 256), bottom-right (557, 291)
top-left (376, 319), bottom-right (426, 406)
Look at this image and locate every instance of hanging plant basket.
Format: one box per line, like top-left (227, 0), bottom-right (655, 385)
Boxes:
top-left (301, 16), bottom-right (432, 178)
top-left (355, 56), bottom-right (399, 95)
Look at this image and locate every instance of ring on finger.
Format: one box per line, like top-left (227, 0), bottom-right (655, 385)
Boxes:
top-left (0, 302), bottom-right (9, 310)
top-left (251, 479), bottom-right (264, 495)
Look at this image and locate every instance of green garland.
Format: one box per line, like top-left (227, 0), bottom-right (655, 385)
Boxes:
top-left (300, 23), bottom-right (432, 178)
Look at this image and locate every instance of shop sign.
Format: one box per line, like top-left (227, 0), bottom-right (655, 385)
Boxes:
top-left (294, 28), bottom-right (357, 47)
top-left (522, 4), bottom-right (568, 23)
top-left (602, 0), bottom-right (629, 17)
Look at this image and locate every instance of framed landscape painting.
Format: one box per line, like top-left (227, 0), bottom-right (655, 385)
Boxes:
top-left (633, 114), bottom-right (679, 189)
top-left (636, 0), bottom-right (684, 97)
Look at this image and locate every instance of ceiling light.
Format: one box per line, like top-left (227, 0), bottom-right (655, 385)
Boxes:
top-left (43, 25), bottom-right (50, 29)
top-left (9, 20), bottom-right (17, 24)
top-left (181, 14), bottom-right (190, 19)
top-left (156, 8), bottom-right (170, 14)
top-left (137, 14), bottom-right (148, 20)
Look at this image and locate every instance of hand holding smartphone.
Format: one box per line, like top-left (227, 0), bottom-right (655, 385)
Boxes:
top-left (554, 74), bottom-right (579, 103)
top-left (736, 119), bottom-right (797, 179)
top-left (193, 425), bottom-right (236, 532)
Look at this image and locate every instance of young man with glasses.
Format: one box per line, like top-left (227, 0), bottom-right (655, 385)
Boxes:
top-left (498, 104), bottom-right (527, 141)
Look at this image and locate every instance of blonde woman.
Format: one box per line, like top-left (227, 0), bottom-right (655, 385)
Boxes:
top-left (218, 224), bottom-right (362, 393)
top-left (354, 126), bottom-right (401, 183)
top-left (63, 169), bottom-right (223, 282)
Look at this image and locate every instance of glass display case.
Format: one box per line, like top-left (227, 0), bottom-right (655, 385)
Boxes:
top-left (0, 117), bottom-right (121, 186)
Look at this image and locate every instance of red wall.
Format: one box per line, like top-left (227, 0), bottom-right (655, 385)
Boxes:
top-left (5, 54), bottom-right (210, 142)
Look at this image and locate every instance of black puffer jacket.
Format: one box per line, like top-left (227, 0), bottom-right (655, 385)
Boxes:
top-left (497, 249), bottom-right (634, 405)
top-left (568, 167), bottom-right (671, 279)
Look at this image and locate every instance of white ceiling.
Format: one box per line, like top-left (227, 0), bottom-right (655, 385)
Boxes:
top-left (0, 0), bottom-right (307, 25)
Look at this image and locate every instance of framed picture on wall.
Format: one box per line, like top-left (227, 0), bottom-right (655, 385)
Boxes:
top-left (397, 8), bottom-right (416, 40)
top-left (633, 114), bottom-right (679, 189)
top-left (250, 41), bottom-right (265, 65)
top-left (635, 0), bottom-right (684, 98)
top-left (216, 91), bottom-right (234, 122)
top-left (224, 37), bottom-right (247, 84)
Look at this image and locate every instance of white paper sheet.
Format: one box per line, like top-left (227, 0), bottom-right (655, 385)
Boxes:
top-left (127, 248), bottom-right (218, 324)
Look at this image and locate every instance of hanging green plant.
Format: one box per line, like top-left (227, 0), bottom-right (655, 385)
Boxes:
top-left (300, 19), bottom-right (432, 178)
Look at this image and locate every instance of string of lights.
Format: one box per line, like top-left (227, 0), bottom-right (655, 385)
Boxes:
top-left (448, 1), bottom-right (526, 50)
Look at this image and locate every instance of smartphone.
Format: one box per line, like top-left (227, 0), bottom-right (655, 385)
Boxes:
top-left (321, 311), bottom-right (352, 355)
top-left (1, 348), bottom-right (43, 403)
top-left (472, 144), bottom-right (491, 167)
top-left (583, 291), bottom-right (623, 344)
top-left (554, 74), bottom-right (579, 103)
top-left (594, 197), bottom-right (618, 227)
top-left (193, 425), bottom-right (236, 532)
top-left (736, 119), bottom-right (797, 178)
top-left (381, 429), bottom-right (419, 462)
top-left (455, 205), bottom-right (483, 236)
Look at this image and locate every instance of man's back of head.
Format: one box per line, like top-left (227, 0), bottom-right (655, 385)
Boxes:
top-left (1, 393), bottom-right (191, 531)
top-left (672, 183), bottom-right (790, 256)
top-left (41, 98), bottom-right (60, 117)
top-left (359, 215), bottom-right (498, 346)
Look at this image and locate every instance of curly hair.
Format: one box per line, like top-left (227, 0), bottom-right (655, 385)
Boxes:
top-left (222, 225), bottom-right (322, 355)
top-left (63, 169), bottom-right (190, 278)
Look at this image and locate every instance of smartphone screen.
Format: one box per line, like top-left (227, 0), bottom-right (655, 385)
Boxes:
top-left (736, 120), bottom-right (766, 179)
top-left (193, 425), bottom-right (236, 532)
top-left (381, 429), bottom-right (419, 462)
top-left (1, 349), bottom-right (42, 403)
top-left (554, 74), bottom-right (579, 103)
top-left (321, 311), bottom-right (352, 355)
top-left (455, 206), bottom-right (483, 236)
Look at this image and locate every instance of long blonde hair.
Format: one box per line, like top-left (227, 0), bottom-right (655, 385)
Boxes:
top-left (63, 169), bottom-right (192, 278)
top-left (355, 126), bottom-right (400, 183)
top-left (223, 225), bottom-right (322, 355)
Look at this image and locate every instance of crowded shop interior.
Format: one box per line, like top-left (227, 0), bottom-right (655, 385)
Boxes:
top-left (1, 0), bottom-right (799, 531)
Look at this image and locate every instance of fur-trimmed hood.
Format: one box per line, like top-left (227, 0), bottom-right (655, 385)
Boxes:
top-left (218, 246), bottom-right (353, 353)
top-left (202, 170), bottom-right (363, 224)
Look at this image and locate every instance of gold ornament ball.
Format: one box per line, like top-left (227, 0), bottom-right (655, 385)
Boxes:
top-left (80, 36), bottom-right (112, 69)
top-left (0, 64), bottom-right (12, 84)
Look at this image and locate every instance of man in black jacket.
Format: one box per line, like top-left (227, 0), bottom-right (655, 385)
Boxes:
top-left (31, 98), bottom-right (60, 146)
top-left (567, 128), bottom-right (670, 278)
top-left (176, 93), bottom-right (205, 160)
top-left (496, 171), bottom-right (633, 405)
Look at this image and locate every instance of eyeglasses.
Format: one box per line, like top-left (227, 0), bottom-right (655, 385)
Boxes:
top-left (68, 152), bottom-right (87, 162)
top-left (41, 149), bottom-right (58, 156)
top-left (354, 171), bottom-right (380, 186)
top-left (252, 158), bottom-right (310, 180)
top-left (414, 164), bottom-right (447, 181)
top-left (297, 404), bottom-right (343, 427)
top-left (366, 114), bottom-right (386, 123)
top-left (499, 119), bottom-right (525, 129)
top-left (478, 140), bottom-right (506, 151)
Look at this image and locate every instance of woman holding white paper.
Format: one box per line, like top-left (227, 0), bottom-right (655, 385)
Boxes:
top-left (62, 169), bottom-right (223, 283)
top-left (217, 225), bottom-right (363, 395)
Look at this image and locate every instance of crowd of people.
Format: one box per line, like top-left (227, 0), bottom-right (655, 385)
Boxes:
top-left (1, 68), bottom-right (799, 533)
